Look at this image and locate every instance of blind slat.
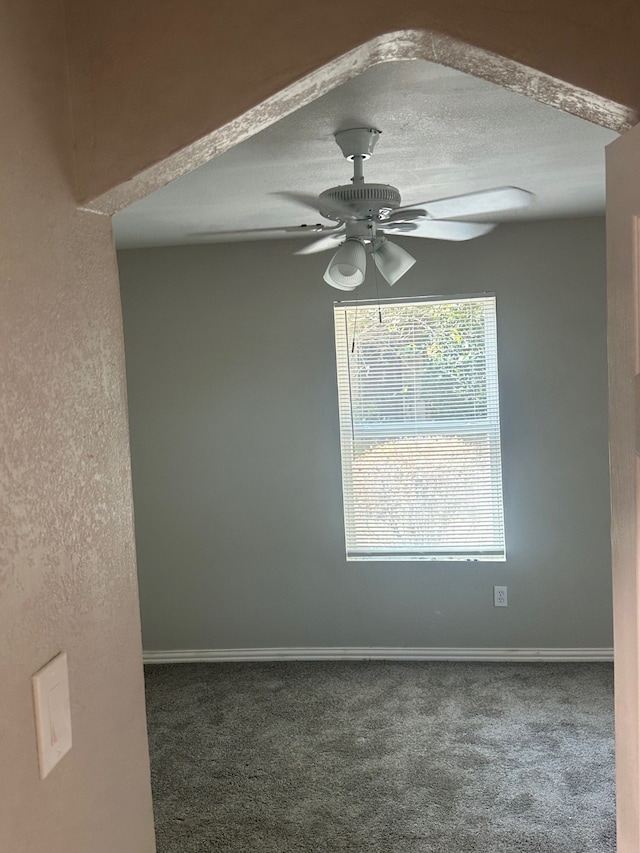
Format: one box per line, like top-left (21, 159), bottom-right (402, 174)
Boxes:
top-left (334, 295), bottom-right (506, 561)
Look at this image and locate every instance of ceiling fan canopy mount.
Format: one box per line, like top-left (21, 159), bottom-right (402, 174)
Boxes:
top-left (333, 126), bottom-right (382, 161)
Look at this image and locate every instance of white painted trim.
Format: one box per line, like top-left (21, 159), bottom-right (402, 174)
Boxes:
top-left (143, 647), bottom-right (613, 664)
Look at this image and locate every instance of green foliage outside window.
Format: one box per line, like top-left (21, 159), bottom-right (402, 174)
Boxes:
top-left (349, 301), bottom-right (487, 426)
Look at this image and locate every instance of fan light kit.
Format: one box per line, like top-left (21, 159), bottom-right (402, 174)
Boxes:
top-left (193, 126), bottom-right (535, 289)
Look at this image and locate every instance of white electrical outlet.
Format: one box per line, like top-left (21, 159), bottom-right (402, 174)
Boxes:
top-left (494, 585), bottom-right (508, 607)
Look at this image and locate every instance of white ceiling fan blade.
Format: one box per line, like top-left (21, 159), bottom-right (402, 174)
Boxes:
top-left (382, 220), bottom-right (496, 241)
top-left (273, 191), bottom-right (323, 212)
top-left (403, 187), bottom-right (534, 221)
top-left (274, 191), bottom-right (353, 222)
top-left (187, 223), bottom-right (328, 241)
top-left (294, 232), bottom-right (346, 255)
top-left (383, 208), bottom-right (428, 223)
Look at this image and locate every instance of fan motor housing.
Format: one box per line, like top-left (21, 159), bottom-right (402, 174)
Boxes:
top-left (319, 183), bottom-right (402, 220)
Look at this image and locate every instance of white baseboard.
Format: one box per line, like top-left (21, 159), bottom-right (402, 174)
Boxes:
top-left (143, 646), bottom-right (613, 664)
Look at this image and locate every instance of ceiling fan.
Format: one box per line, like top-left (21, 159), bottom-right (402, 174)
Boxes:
top-left (197, 127), bottom-right (534, 290)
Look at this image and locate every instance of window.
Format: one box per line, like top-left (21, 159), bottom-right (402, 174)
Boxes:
top-left (333, 295), bottom-right (505, 561)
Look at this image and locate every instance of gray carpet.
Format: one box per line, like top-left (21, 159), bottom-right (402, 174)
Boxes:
top-left (144, 661), bottom-right (615, 852)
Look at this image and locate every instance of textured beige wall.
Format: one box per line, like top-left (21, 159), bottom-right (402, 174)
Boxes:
top-left (0, 3), bottom-right (155, 851)
top-left (67, 0), bottom-right (640, 207)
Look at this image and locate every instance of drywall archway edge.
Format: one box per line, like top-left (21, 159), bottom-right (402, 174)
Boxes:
top-left (84, 29), bottom-right (637, 216)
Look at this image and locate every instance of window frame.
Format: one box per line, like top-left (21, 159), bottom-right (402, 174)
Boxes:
top-left (333, 293), bottom-right (506, 562)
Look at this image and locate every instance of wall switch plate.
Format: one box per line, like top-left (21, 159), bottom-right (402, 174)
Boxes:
top-left (494, 585), bottom-right (508, 607)
top-left (32, 652), bottom-right (72, 779)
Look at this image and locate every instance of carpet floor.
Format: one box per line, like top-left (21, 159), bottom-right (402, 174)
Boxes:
top-left (144, 661), bottom-right (615, 852)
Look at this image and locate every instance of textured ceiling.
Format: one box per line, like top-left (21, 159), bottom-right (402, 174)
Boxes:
top-left (113, 60), bottom-right (618, 249)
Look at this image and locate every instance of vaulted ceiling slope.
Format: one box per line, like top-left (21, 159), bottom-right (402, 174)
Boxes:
top-left (113, 60), bottom-right (617, 249)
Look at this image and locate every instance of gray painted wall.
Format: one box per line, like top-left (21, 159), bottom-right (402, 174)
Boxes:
top-left (118, 217), bottom-right (612, 651)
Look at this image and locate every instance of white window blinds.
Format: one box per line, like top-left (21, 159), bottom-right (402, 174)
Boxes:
top-left (333, 295), bottom-right (506, 561)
